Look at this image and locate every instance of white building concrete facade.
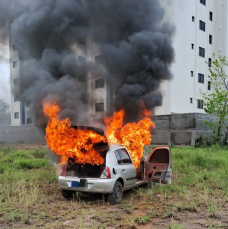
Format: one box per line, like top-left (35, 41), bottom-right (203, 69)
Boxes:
top-left (10, 0), bottom-right (228, 125)
top-left (156, 0), bottom-right (228, 115)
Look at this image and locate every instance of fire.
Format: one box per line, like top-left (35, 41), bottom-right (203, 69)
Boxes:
top-left (43, 101), bottom-right (155, 168)
top-left (105, 109), bottom-right (155, 168)
top-left (43, 102), bottom-right (107, 165)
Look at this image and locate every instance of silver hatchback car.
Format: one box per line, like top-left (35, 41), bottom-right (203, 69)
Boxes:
top-left (58, 142), bottom-right (172, 204)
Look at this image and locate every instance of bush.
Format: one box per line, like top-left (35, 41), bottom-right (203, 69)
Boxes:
top-left (32, 149), bottom-right (46, 158)
top-left (14, 158), bottom-right (48, 169)
top-left (188, 153), bottom-right (225, 169)
top-left (0, 143), bottom-right (12, 154)
top-left (0, 164), bottom-right (6, 174)
top-left (2, 150), bottom-right (33, 163)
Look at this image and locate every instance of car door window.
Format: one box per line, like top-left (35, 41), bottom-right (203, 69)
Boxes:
top-left (118, 149), bottom-right (132, 164)
top-left (114, 150), bottom-right (122, 164)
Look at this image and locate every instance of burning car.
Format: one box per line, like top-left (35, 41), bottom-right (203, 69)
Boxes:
top-left (58, 127), bottom-right (172, 203)
top-left (43, 102), bottom-right (172, 203)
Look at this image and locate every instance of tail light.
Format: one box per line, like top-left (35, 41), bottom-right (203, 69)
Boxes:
top-left (60, 165), bottom-right (66, 176)
top-left (101, 166), bottom-right (111, 179)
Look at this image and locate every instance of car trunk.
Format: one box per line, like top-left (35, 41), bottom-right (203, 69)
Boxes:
top-left (65, 126), bottom-right (109, 178)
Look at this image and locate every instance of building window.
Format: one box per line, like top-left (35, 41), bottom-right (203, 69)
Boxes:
top-left (78, 56), bottom-right (86, 64)
top-left (95, 103), bottom-right (104, 112)
top-left (190, 98), bottom-right (193, 103)
top-left (191, 71), bottom-right (194, 77)
top-left (13, 78), bottom-right (19, 85)
top-left (12, 45), bottom-right (17, 51)
top-left (95, 56), bottom-right (101, 65)
top-left (200, 0), bottom-right (206, 5)
top-left (191, 43), bottom-right (194, 49)
top-left (197, 100), bottom-right (204, 109)
top-left (27, 118), bottom-right (32, 124)
top-left (192, 16), bottom-right (195, 22)
top-left (199, 20), bottom-right (205, 31)
top-left (95, 79), bottom-right (104, 88)
top-left (208, 81), bottom-right (211, 90)
top-left (198, 73), bottom-right (204, 83)
top-left (13, 61), bottom-right (18, 68)
top-left (199, 47), bottom-right (205, 57)
top-left (209, 12), bottom-right (213, 21)
top-left (14, 95), bottom-right (19, 102)
top-left (14, 112), bottom-right (19, 119)
top-left (208, 58), bottom-right (212, 67)
top-left (209, 35), bottom-right (212, 44)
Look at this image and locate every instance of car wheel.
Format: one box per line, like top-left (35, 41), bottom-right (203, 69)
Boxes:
top-left (61, 190), bottom-right (75, 199)
top-left (107, 181), bottom-right (123, 204)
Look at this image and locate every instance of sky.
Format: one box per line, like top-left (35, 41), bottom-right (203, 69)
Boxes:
top-left (0, 41), bottom-right (10, 105)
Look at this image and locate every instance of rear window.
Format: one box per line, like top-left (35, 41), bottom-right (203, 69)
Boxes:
top-left (115, 149), bottom-right (132, 164)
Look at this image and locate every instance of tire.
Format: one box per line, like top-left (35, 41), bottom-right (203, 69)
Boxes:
top-left (61, 190), bottom-right (75, 199)
top-left (107, 181), bottom-right (123, 204)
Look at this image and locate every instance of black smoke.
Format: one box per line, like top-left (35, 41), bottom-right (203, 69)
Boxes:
top-left (0, 0), bottom-right (174, 125)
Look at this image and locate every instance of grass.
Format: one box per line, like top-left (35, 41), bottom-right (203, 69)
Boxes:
top-left (0, 144), bottom-right (56, 226)
top-left (0, 143), bottom-right (228, 228)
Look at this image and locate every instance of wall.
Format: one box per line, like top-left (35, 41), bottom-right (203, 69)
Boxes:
top-left (152, 113), bottom-right (213, 145)
top-left (0, 113), bottom-right (213, 145)
top-left (0, 125), bottom-right (45, 144)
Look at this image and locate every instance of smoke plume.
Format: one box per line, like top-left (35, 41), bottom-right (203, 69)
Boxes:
top-left (0, 0), bottom-right (174, 125)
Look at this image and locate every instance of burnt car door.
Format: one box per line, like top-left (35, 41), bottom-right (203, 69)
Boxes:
top-left (145, 146), bottom-right (172, 184)
top-left (114, 148), bottom-right (136, 187)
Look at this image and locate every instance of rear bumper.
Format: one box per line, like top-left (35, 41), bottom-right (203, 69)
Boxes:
top-left (58, 176), bottom-right (115, 194)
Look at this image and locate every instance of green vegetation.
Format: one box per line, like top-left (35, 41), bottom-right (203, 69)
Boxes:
top-left (167, 222), bottom-right (185, 229)
top-left (0, 144), bottom-right (228, 228)
top-left (200, 54), bottom-right (228, 144)
top-left (0, 144), bottom-right (56, 226)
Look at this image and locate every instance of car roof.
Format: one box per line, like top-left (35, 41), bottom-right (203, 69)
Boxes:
top-left (109, 143), bottom-right (125, 151)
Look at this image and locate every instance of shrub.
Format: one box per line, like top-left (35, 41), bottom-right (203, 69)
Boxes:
top-left (0, 164), bottom-right (6, 174)
top-left (14, 158), bottom-right (48, 169)
top-left (187, 153), bottom-right (225, 169)
top-left (32, 149), bottom-right (46, 158)
top-left (2, 150), bottom-right (33, 163)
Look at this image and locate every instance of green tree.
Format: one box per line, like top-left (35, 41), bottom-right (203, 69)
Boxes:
top-left (200, 54), bottom-right (228, 144)
top-left (0, 99), bottom-right (10, 126)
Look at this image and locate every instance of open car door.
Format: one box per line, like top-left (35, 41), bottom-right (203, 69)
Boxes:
top-left (145, 146), bottom-right (172, 184)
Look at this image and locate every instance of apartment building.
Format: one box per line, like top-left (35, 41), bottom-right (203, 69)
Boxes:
top-left (10, 0), bottom-right (228, 126)
top-left (156, 0), bottom-right (228, 115)
top-left (9, 36), bottom-right (110, 125)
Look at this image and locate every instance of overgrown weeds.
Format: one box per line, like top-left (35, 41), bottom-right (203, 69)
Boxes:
top-left (0, 144), bottom-right (56, 225)
top-left (0, 144), bottom-right (228, 228)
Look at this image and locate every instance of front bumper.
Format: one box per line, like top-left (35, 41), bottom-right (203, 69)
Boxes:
top-left (58, 176), bottom-right (115, 194)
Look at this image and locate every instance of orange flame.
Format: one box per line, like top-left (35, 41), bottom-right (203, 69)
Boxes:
top-left (105, 109), bottom-right (155, 168)
top-left (43, 101), bottom-right (155, 168)
top-left (43, 102), bottom-right (106, 165)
